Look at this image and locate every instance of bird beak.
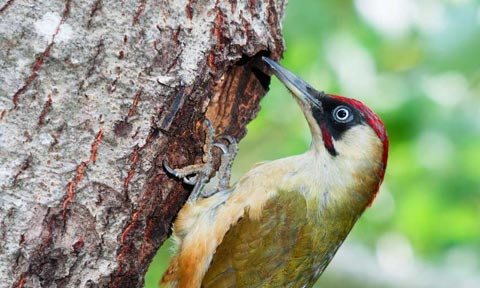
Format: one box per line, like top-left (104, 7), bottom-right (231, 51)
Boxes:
top-left (262, 57), bottom-right (323, 111)
top-left (262, 57), bottom-right (335, 153)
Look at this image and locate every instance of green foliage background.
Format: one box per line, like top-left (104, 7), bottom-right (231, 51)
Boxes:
top-left (146, 0), bottom-right (480, 286)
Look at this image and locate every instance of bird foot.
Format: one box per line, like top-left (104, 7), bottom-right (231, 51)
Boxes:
top-left (163, 120), bottom-right (238, 202)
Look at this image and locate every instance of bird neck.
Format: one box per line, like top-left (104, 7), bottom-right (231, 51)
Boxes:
top-left (279, 147), bottom-right (381, 217)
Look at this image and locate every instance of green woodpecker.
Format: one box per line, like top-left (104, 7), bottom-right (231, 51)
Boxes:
top-left (161, 57), bottom-right (389, 287)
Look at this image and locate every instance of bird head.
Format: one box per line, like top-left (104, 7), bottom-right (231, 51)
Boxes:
top-left (263, 57), bottom-right (389, 205)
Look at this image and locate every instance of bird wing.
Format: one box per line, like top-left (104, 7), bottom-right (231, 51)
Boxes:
top-left (201, 190), bottom-right (327, 288)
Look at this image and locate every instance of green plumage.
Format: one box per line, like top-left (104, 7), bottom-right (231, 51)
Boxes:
top-left (201, 190), bottom-right (359, 288)
top-left (160, 58), bottom-right (387, 288)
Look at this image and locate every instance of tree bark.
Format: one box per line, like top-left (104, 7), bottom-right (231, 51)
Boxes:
top-left (0, 1), bottom-right (285, 287)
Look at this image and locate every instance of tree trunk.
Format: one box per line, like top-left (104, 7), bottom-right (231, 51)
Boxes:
top-left (0, 1), bottom-right (285, 287)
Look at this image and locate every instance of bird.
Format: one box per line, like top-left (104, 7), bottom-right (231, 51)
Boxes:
top-left (160, 56), bottom-right (389, 288)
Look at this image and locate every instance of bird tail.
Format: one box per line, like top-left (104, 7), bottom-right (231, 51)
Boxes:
top-left (159, 255), bottom-right (179, 288)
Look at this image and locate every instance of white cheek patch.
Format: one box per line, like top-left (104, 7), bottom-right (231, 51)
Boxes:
top-left (333, 125), bottom-right (381, 160)
top-left (305, 125), bottom-right (383, 212)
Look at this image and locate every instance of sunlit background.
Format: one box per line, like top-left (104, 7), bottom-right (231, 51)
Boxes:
top-left (146, 0), bottom-right (480, 287)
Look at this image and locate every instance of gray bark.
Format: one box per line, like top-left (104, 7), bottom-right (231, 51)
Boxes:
top-left (0, 1), bottom-right (285, 287)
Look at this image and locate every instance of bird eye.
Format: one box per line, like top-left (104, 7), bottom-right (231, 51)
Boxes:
top-left (332, 106), bottom-right (353, 123)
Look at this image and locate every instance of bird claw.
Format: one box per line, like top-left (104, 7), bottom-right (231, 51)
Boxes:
top-left (217, 135), bottom-right (236, 145)
top-left (183, 175), bottom-right (198, 186)
top-left (213, 143), bottom-right (228, 154)
top-left (163, 119), bottom-right (238, 202)
top-left (215, 136), bottom-right (238, 192)
top-left (213, 135), bottom-right (236, 154)
top-left (163, 160), bottom-right (200, 185)
top-left (163, 159), bottom-right (182, 179)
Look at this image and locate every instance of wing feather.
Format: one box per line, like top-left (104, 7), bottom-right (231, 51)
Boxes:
top-left (201, 191), bottom-right (326, 288)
